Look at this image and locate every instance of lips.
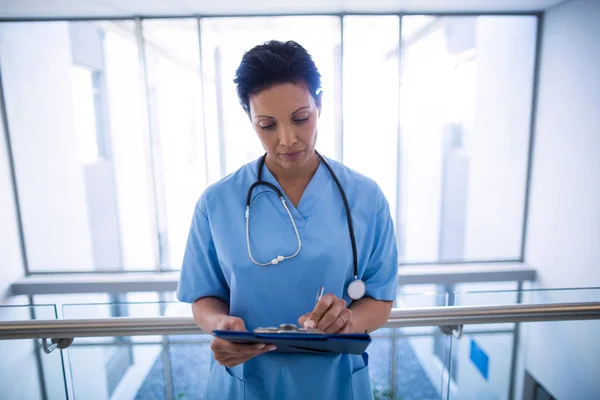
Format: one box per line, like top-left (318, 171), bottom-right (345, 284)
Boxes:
top-left (281, 150), bottom-right (303, 161)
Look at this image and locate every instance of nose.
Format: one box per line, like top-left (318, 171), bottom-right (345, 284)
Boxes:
top-left (278, 123), bottom-right (298, 148)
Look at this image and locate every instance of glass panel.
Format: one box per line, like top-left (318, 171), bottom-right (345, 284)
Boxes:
top-left (447, 318), bottom-right (600, 400)
top-left (453, 286), bottom-right (600, 306)
top-left (343, 15), bottom-right (400, 226)
top-left (60, 298), bottom-right (455, 399)
top-left (62, 296), bottom-right (184, 343)
top-left (397, 287), bottom-right (450, 308)
top-left (448, 330), bottom-right (513, 400)
top-left (68, 336), bottom-right (166, 400)
top-left (63, 300), bottom-right (194, 399)
top-left (141, 19), bottom-right (206, 270)
top-left (201, 16), bottom-right (341, 177)
top-left (514, 319), bottom-right (599, 400)
top-left (368, 331), bottom-right (392, 400)
top-left (448, 288), bottom-right (600, 400)
top-left (398, 16), bottom-right (538, 263)
top-left (163, 341), bottom-right (212, 399)
top-left (0, 20), bottom-right (158, 272)
top-left (396, 329), bottom-right (447, 400)
top-left (393, 292), bottom-right (450, 399)
top-left (0, 304), bottom-right (68, 399)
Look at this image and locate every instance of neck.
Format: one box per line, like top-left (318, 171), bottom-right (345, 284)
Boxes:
top-left (265, 151), bottom-right (320, 184)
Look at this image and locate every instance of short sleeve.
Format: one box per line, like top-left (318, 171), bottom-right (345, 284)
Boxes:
top-left (176, 194), bottom-right (230, 304)
top-left (362, 191), bottom-right (399, 301)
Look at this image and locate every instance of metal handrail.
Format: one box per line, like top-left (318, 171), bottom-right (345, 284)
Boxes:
top-left (1, 302), bottom-right (599, 341)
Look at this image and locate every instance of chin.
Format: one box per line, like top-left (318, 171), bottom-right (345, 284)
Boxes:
top-left (279, 150), bottom-right (314, 168)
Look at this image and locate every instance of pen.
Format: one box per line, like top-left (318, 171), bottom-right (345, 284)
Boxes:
top-left (315, 286), bottom-right (324, 305)
top-left (304, 286), bottom-right (325, 330)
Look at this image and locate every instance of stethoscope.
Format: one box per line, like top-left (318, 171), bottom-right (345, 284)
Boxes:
top-left (245, 151), bottom-right (366, 300)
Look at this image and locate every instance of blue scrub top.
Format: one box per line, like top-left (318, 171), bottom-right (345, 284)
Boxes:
top-left (177, 155), bottom-right (398, 400)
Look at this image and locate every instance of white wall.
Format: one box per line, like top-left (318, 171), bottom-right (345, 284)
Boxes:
top-left (524, 0), bottom-right (600, 398)
top-left (0, 22), bottom-right (95, 272)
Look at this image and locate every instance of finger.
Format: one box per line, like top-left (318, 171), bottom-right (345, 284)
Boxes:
top-left (340, 321), bottom-right (354, 334)
top-left (218, 358), bottom-right (242, 368)
top-left (298, 312), bottom-right (311, 328)
top-left (215, 352), bottom-right (253, 367)
top-left (217, 317), bottom-right (246, 331)
top-left (306, 294), bottom-right (336, 328)
top-left (219, 353), bottom-right (262, 368)
top-left (316, 298), bottom-right (346, 332)
top-left (216, 345), bottom-right (276, 366)
top-left (223, 344), bottom-right (276, 359)
top-left (324, 309), bottom-right (352, 334)
top-left (211, 338), bottom-right (272, 356)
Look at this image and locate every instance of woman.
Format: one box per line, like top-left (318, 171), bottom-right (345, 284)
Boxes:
top-left (177, 40), bottom-right (398, 399)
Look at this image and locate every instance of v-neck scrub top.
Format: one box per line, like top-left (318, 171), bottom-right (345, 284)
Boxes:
top-left (177, 155), bottom-right (398, 400)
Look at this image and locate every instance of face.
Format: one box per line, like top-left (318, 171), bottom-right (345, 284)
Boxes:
top-left (248, 83), bottom-right (320, 172)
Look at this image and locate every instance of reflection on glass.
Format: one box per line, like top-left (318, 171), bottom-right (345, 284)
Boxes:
top-left (447, 331), bottom-right (514, 400)
top-left (398, 16), bottom-right (538, 263)
top-left (142, 19), bottom-right (206, 270)
top-left (343, 16), bottom-right (400, 227)
top-left (68, 338), bottom-right (165, 400)
top-left (0, 15), bottom-right (542, 273)
top-left (0, 20), bottom-right (158, 272)
top-left (449, 288), bottom-right (600, 400)
top-left (453, 285), bottom-right (600, 307)
top-left (0, 304), bottom-right (67, 399)
top-left (63, 300), bottom-right (184, 399)
top-left (201, 17), bottom-right (341, 176)
top-left (394, 328), bottom-right (448, 400)
top-left (71, 66), bottom-right (102, 165)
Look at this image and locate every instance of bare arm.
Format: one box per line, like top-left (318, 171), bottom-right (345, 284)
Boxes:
top-left (348, 297), bottom-right (393, 333)
top-left (191, 296), bottom-right (230, 333)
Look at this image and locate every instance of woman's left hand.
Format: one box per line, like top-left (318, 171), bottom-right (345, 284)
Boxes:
top-left (298, 293), bottom-right (354, 334)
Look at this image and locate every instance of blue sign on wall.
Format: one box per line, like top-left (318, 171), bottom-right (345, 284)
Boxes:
top-left (470, 339), bottom-right (489, 380)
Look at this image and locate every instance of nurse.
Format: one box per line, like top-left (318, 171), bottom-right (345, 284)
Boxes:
top-left (177, 40), bottom-right (398, 399)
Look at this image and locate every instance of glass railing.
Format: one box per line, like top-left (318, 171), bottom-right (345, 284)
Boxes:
top-left (1, 288), bottom-right (599, 400)
top-left (0, 304), bottom-right (68, 399)
top-left (446, 287), bottom-right (600, 400)
top-left (60, 299), bottom-right (448, 400)
top-left (62, 300), bottom-right (190, 400)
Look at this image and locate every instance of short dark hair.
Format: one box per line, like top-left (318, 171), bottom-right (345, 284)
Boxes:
top-left (233, 40), bottom-right (322, 114)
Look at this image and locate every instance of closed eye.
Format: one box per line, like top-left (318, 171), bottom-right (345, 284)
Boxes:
top-left (293, 116), bottom-right (309, 124)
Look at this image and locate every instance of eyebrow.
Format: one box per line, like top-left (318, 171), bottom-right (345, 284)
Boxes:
top-left (254, 106), bottom-right (311, 120)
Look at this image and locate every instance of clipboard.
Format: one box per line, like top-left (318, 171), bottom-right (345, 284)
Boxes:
top-left (213, 328), bottom-right (371, 355)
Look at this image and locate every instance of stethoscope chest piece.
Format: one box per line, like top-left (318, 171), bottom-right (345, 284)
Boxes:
top-left (347, 279), bottom-right (366, 300)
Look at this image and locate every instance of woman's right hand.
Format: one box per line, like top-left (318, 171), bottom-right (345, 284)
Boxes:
top-left (210, 316), bottom-right (276, 368)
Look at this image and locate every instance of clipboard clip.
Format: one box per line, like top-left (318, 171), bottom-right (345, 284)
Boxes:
top-left (254, 323), bottom-right (324, 334)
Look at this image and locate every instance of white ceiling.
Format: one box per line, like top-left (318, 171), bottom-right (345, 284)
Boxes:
top-left (0, 0), bottom-right (570, 19)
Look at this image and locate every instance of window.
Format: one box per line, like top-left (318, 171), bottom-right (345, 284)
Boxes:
top-left (343, 16), bottom-right (400, 226)
top-left (201, 17), bottom-right (341, 177)
top-left (70, 66), bottom-right (105, 165)
top-left (0, 14), bottom-right (539, 273)
top-left (141, 19), bottom-right (207, 269)
top-left (398, 16), bottom-right (538, 263)
top-left (0, 21), bottom-right (158, 272)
